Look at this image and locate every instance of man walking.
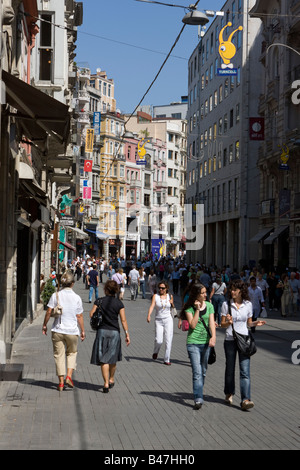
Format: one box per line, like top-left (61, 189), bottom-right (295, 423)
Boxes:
top-left (87, 264), bottom-right (99, 303)
top-left (128, 265), bottom-right (139, 300)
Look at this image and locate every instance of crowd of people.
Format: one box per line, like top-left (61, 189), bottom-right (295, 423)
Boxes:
top-left (43, 253), bottom-right (298, 410)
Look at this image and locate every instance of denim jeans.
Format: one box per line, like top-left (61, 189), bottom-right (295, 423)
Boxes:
top-left (224, 340), bottom-right (251, 402)
top-left (89, 285), bottom-right (99, 302)
top-left (139, 281), bottom-right (146, 298)
top-left (211, 294), bottom-right (225, 324)
top-left (186, 343), bottom-right (211, 404)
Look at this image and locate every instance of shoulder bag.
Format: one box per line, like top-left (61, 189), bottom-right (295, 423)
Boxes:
top-left (51, 291), bottom-right (63, 318)
top-left (227, 300), bottom-right (257, 357)
top-left (199, 310), bottom-right (216, 365)
top-left (90, 298), bottom-right (103, 331)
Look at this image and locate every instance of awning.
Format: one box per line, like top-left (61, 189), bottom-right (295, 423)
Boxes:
top-left (85, 229), bottom-right (109, 239)
top-left (67, 226), bottom-right (89, 240)
top-left (58, 240), bottom-right (76, 252)
top-left (264, 226), bottom-right (289, 245)
top-left (2, 70), bottom-right (70, 146)
top-left (249, 227), bottom-right (273, 243)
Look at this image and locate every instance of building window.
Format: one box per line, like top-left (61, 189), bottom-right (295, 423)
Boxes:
top-left (39, 14), bottom-right (53, 81)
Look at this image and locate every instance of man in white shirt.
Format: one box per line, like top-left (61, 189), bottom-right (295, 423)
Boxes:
top-left (128, 265), bottom-right (139, 300)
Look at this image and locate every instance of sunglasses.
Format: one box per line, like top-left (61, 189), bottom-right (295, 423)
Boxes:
top-left (158, 286), bottom-right (166, 290)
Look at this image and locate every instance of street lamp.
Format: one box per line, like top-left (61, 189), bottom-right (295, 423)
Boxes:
top-left (182, 8), bottom-right (209, 26)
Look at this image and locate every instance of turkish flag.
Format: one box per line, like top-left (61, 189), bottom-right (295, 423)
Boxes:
top-left (84, 159), bottom-right (93, 172)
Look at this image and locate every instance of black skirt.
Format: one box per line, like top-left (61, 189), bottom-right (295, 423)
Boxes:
top-left (90, 328), bottom-right (122, 365)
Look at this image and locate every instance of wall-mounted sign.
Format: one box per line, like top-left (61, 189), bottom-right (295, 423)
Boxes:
top-left (217, 22), bottom-right (243, 76)
top-left (93, 112), bottom-right (101, 135)
top-left (85, 128), bottom-right (94, 152)
top-left (84, 159), bottom-right (93, 172)
top-left (136, 139), bottom-right (149, 165)
top-left (279, 144), bottom-right (290, 170)
top-left (249, 117), bottom-right (264, 140)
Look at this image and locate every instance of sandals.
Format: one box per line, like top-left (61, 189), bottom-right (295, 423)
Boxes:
top-left (65, 376), bottom-right (74, 388)
top-left (57, 383), bottom-right (65, 391)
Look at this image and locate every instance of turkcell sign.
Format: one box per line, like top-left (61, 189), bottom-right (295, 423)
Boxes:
top-left (217, 68), bottom-right (238, 76)
top-left (93, 112), bottom-right (101, 135)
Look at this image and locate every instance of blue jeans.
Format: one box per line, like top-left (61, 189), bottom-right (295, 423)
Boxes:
top-left (139, 281), bottom-right (146, 298)
top-left (89, 285), bottom-right (99, 302)
top-left (224, 340), bottom-right (251, 402)
top-left (187, 343), bottom-right (211, 404)
top-left (211, 294), bottom-right (225, 324)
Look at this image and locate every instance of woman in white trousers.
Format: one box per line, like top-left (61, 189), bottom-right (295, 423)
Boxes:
top-left (147, 281), bottom-right (174, 365)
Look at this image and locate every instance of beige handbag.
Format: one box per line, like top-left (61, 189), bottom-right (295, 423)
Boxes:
top-left (51, 291), bottom-right (63, 318)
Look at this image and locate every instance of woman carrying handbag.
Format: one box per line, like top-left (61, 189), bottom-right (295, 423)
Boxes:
top-left (179, 283), bottom-right (216, 410)
top-left (221, 279), bottom-right (265, 410)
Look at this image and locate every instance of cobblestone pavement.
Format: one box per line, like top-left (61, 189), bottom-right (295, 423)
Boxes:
top-left (0, 277), bottom-right (299, 451)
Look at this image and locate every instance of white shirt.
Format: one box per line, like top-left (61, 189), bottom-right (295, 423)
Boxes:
top-left (154, 294), bottom-right (172, 320)
top-left (47, 288), bottom-right (83, 336)
top-left (221, 300), bottom-right (253, 341)
top-left (248, 286), bottom-right (264, 312)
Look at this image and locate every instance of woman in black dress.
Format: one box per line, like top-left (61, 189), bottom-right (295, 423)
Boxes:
top-left (90, 280), bottom-right (130, 392)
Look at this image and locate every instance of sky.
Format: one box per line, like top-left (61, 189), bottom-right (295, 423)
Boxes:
top-left (76, 0), bottom-right (225, 114)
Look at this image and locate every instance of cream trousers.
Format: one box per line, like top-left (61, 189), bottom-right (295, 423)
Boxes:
top-left (52, 332), bottom-right (78, 377)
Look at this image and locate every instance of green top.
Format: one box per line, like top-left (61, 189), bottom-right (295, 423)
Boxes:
top-left (186, 301), bottom-right (214, 345)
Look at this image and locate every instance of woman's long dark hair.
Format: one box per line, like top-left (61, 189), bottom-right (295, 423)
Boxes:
top-left (228, 279), bottom-right (250, 301)
top-left (179, 283), bottom-right (206, 319)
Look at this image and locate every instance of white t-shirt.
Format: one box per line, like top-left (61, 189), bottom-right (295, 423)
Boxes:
top-left (221, 300), bottom-right (253, 341)
top-left (47, 288), bottom-right (83, 335)
top-left (212, 282), bottom-right (227, 295)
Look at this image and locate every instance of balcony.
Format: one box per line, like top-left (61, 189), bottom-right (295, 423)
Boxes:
top-left (129, 179), bottom-right (142, 188)
top-left (79, 68), bottom-right (90, 81)
top-left (78, 90), bottom-right (89, 103)
top-left (78, 112), bottom-right (90, 125)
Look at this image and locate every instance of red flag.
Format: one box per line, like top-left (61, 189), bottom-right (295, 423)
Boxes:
top-left (84, 159), bottom-right (93, 172)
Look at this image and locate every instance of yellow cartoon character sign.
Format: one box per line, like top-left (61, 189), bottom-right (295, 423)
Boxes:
top-left (137, 138), bottom-right (149, 165)
top-left (279, 144), bottom-right (290, 170)
top-left (217, 22), bottom-right (243, 75)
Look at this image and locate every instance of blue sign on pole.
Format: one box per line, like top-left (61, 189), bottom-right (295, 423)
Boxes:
top-left (151, 238), bottom-right (164, 259)
top-left (93, 112), bottom-right (101, 135)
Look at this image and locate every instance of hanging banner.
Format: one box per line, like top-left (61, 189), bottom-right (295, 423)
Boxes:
top-left (93, 112), bottom-right (101, 135)
top-left (84, 159), bottom-right (93, 172)
top-left (151, 238), bottom-right (165, 259)
top-left (249, 118), bottom-right (264, 140)
top-left (217, 22), bottom-right (243, 76)
top-left (85, 128), bottom-right (94, 152)
top-left (136, 138), bottom-right (149, 165)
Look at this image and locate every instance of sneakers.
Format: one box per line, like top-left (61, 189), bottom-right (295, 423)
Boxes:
top-left (225, 394), bottom-right (233, 405)
top-left (241, 399), bottom-right (254, 411)
top-left (194, 402), bottom-right (202, 410)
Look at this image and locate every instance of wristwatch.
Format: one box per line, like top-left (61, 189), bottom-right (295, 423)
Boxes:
top-left (125, 330), bottom-right (129, 335)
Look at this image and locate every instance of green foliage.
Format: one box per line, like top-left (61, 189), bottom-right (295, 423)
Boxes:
top-left (41, 279), bottom-right (56, 306)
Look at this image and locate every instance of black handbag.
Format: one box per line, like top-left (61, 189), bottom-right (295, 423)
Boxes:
top-left (199, 313), bottom-right (216, 365)
top-left (227, 301), bottom-right (257, 357)
top-left (90, 298), bottom-right (103, 331)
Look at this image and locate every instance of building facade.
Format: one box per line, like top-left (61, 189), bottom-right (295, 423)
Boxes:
top-left (0, 0), bottom-right (81, 362)
top-left (250, 0), bottom-right (300, 271)
top-left (186, 0), bottom-right (264, 270)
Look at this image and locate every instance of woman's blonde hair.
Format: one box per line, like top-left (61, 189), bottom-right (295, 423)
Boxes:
top-left (60, 270), bottom-right (75, 287)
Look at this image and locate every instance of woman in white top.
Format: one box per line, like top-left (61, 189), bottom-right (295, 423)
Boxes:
top-left (209, 275), bottom-right (227, 326)
top-left (221, 279), bottom-right (265, 410)
top-left (138, 267), bottom-right (146, 299)
top-left (147, 281), bottom-right (175, 365)
top-left (42, 271), bottom-right (85, 391)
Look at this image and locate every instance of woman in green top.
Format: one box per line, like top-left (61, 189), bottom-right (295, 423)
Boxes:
top-left (180, 283), bottom-right (216, 409)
